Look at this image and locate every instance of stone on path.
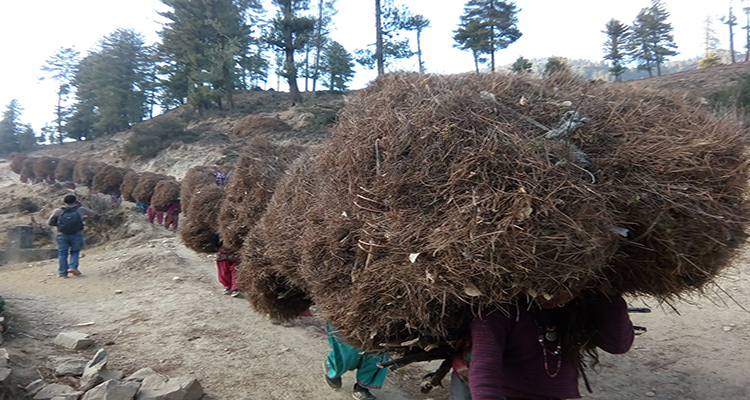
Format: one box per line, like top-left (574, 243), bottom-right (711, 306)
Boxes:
top-left (53, 332), bottom-right (95, 350)
top-left (81, 379), bottom-right (141, 400)
top-left (25, 379), bottom-right (46, 396)
top-left (80, 349), bottom-right (110, 392)
top-left (131, 368), bottom-right (204, 400)
top-left (0, 367), bottom-right (11, 385)
top-left (32, 383), bottom-right (79, 400)
top-left (49, 356), bottom-right (88, 376)
top-left (0, 348), bottom-right (8, 367)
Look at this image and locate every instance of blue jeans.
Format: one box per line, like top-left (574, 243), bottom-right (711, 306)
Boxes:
top-left (57, 232), bottom-right (84, 276)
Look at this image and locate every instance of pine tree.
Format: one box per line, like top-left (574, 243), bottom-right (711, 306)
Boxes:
top-left (510, 56), bottom-right (532, 74)
top-left (627, 0), bottom-right (678, 77)
top-left (454, 17), bottom-right (490, 72)
top-left (602, 19), bottom-right (629, 82)
top-left (158, 0), bottom-right (262, 112)
top-left (404, 14), bottom-right (430, 73)
top-left (240, 43), bottom-right (270, 89)
top-left (455, 0), bottom-right (521, 72)
top-left (357, 0), bottom-right (413, 74)
top-left (305, 0), bottom-right (337, 91)
top-left (40, 47), bottom-right (80, 144)
top-left (544, 56), bottom-right (570, 76)
top-left (321, 41), bottom-right (354, 90)
top-left (267, 0), bottom-right (316, 104)
top-left (722, 1), bottom-right (738, 64)
top-left (69, 29), bottom-right (151, 138)
top-left (699, 16), bottom-right (723, 68)
top-left (0, 100), bottom-right (25, 155)
top-left (649, 0), bottom-right (678, 75)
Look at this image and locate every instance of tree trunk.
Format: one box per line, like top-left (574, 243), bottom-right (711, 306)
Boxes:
top-left (730, 4), bottom-right (737, 64)
top-left (417, 29), bottom-right (424, 74)
top-left (282, 0), bottom-right (303, 105)
top-left (489, 0), bottom-right (496, 72)
top-left (223, 63), bottom-right (236, 113)
top-left (312, 0), bottom-right (325, 91)
top-left (286, 48), bottom-right (304, 105)
top-left (376, 0), bottom-right (384, 76)
top-left (56, 87), bottom-right (64, 144)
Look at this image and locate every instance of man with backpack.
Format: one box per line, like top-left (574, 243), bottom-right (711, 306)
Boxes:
top-left (47, 195), bottom-right (96, 279)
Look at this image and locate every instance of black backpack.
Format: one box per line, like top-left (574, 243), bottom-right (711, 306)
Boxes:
top-left (57, 206), bottom-right (84, 234)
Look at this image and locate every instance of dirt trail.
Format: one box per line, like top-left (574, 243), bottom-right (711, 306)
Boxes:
top-left (0, 235), bottom-right (442, 400)
top-left (1, 160), bottom-right (749, 400)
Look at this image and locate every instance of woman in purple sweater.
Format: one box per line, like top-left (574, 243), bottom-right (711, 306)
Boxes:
top-left (452, 289), bottom-right (635, 400)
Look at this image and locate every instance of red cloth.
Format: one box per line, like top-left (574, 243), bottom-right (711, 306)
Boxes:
top-left (162, 201), bottom-right (180, 229)
top-left (467, 294), bottom-right (634, 400)
top-left (216, 259), bottom-right (240, 290)
top-left (164, 200), bottom-right (181, 215)
top-left (147, 206), bottom-right (164, 224)
top-left (164, 213), bottom-right (179, 229)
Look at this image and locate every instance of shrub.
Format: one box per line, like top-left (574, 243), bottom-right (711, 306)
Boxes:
top-left (123, 117), bottom-right (197, 159)
top-left (17, 197), bottom-right (40, 213)
top-left (707, 73), bottom-right (750, 116)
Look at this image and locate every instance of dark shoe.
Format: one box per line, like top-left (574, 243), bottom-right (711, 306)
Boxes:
top-left (351, 383), bottom-right (377, 400)
top-left (230, 290), bottom-right (241, 297)
top-left (323, 362), bottom-right (342, 390)
top-left (223, 288), bottom-right (231, 295)
top-left (68, 269), bottom-right (81, 276)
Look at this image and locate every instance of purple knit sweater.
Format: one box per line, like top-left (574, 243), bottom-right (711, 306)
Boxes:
top-left (467, 294), bottom-right (634, 399)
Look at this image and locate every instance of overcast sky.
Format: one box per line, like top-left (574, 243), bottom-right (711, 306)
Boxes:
top-left (0, 0), bottom-right (737, 132)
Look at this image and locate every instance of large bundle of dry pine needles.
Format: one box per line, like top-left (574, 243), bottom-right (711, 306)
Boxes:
top-left (181, 165), bottom-right (231, 217)
top-left (55, 159), bottom-right (77, 182)
top-left (92, 165), bottom-right (129, 194)
top-left (120, 171), bottom-right (141, 202)
top-left (151, 179), bottom-right (182, 211)
top-left (33, 157), bottom-right (59, 182)
top-left (296, 72), bottom-right (750, 350)
top-left (218, 137), bottom-right (307, 251)
top-left (73, 161), bottom-right (102, 187)
top-left (132, 172), bottom-right (172, 204)
top-left (237, 150), bottom-right (318, 320)
top-left (9, 153), bottom-right (27, 174)
top-left (20, 158), bottom-right (38, 183)
top-left (180, 183), bottom-right (224, 253)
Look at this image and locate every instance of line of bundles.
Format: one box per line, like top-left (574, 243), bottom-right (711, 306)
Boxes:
top-left (178, 73), bottom-right (750, 375)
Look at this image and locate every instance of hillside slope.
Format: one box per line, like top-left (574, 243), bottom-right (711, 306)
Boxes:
top-left (624, 61), bottom-right (750, 100)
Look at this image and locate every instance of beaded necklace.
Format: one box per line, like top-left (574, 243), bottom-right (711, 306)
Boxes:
top-left (530, 305), bottom-right (563, 378)
top-left (536, 322), bottom-right (562, 377)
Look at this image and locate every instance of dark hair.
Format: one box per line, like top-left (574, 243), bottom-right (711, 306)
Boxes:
top-left (63, 194), bottom-right (77, 204)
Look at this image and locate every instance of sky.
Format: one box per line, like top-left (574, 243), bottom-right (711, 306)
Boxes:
top-left (0, 0), bottom-right (738, 133)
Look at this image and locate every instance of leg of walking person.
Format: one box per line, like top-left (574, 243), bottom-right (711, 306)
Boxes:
top-left (216, 260), bottom-right (233, 294)
top-left (67, 233), bottom-right (84, 275)
top-left (56, 234), bottom-right (71, 278)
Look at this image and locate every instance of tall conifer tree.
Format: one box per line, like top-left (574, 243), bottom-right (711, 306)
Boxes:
top-left (455, 0), bottom-right (521, 72)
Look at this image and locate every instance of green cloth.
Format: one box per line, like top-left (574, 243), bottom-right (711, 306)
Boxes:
top-left (325, 323), bottom-right (389, 389)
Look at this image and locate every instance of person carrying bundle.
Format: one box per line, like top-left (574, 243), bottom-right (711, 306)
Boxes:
top-left (147, 205), bottom-right (164, 224)
top-left (450, 286), bottom-right (634, 400)
top-left (163, 199), bottom-right (181, 230)
top-left (324, 324), bottom-right (390, 400)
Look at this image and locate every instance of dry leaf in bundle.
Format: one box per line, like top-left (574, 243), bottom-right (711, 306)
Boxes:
top-left (464, 282), bottom-right (484, 297)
